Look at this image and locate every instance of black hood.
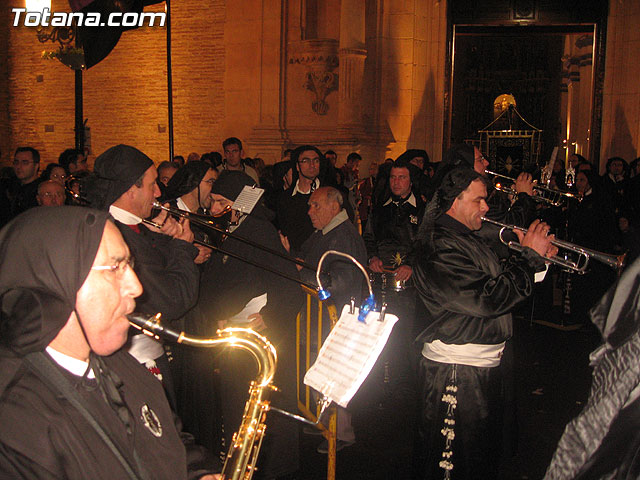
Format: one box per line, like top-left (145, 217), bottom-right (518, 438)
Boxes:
top-left (0, 206), bottom-right (109, 357)
top-left (431, 144), bottom-right (476, 191)
top-left (159, 161), bottom-right (212, 203)
top-left (82, 144), bottom-right (154, 210)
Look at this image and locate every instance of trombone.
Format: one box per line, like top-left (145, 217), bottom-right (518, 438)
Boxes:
top-left (150, 202), bottom-right (315, 272)
top-left (143, 203), bottom-right (320, 290)
top-left (484, 169), bottom-right (582, 207)
top-left (69, 185), bottom-right (319, 288)
top-left (142, 215), bottom-right (318, 290)
top-left (481, 216), bottom-right (626, 275)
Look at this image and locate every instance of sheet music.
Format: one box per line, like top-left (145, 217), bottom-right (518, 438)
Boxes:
top-left (304, 305), bottom-right (399, 408)
top-left (233, 186), bottom-right (264, 214)
top-left (226, 293), bottom-right (267, 324)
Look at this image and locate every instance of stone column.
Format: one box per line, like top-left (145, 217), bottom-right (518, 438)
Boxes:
top-left (338, 0), bottom-right (367, 133)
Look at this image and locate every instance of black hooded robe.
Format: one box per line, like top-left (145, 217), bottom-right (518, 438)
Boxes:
top-left (0, 207), bottom-right (216, 480)
top-left (413, 214), bottom-right (542, 480)
top-left (188, 207), bottom-right (304, 478)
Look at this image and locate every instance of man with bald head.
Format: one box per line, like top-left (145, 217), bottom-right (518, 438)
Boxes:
top-left (295, 186), bottom-right (366, 453)
top-left (300, 186), bottom-right (366, 311)
top-left (36, 180), bottom-right (66, 207)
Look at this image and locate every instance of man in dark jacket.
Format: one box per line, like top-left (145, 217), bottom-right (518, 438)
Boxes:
top-left (0, 147), bottom-right (42, 228)
top-left (362, 157), bottom-right (425, 401)
top-left (413, 168), bottom-right (556, 479)
top-left (199, 170), bottom-right (304, 479)
top-left (300, 186), bottom-right (367, 311)
top-left (276, 145), bottom-right (325, 251)
top-left (0, 207), bottom-right (219, 479)
top-left (82, 144), bottom-right (200, 408)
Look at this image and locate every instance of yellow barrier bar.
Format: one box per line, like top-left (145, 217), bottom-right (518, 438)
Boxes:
top-left (296, 287), bottom-right (339, 480)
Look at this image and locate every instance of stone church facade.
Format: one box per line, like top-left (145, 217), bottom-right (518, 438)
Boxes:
top-left (0, 0), bottom-right (638, 170)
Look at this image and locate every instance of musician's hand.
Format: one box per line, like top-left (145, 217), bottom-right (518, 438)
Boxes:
top-left (545, 242), bottom-right (559, 259)
top-left (147, 205), bottom-right (187, 238)
top-left (394, 265), bottom-right (413, 282)
top-left (368, 256), bottom-right (384, 273)
top-left (514, 172), bottom-right (534, 196)
top-left (517, 219), bottom-right (555, 258)
top-left (194, 244), bottom-right (212, 264)
top-left (146, 205), bottom-right (175, 234)
top-left (199, 474), bottom-right (221, 480)
top-left (279, 233), bottom-right (290, 253)
top-left (174, 218), bottom-right (194, 243)
top-left (247, 313), bottom-right (267, 332)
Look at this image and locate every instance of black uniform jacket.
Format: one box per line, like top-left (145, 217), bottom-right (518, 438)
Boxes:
top-left (197, 209), bottom-right (304, 346)
top-left (414, 214), bottom-right (542, 346)
top-left (363, 193), bottom-right (425, 267)
top-left (0, 349), bottom-right (214, 480)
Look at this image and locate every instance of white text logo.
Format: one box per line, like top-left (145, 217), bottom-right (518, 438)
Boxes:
top-left (12, 8), bottom-right (166, 28)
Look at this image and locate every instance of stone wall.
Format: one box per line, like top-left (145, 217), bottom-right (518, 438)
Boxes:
top-left (601, 0), bottom-right (640, 167)
top-left (1, 0), bottom-right (226, 168)
top-left (378, 0), bottom-right (447, 162)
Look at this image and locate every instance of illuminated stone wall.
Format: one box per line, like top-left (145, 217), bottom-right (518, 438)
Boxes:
top-left (601, 0), bottom-right (640, 166)
top-left (1, 0), bottom-right (225, 168)
top-left (1, 0), bottom-right (452, 171)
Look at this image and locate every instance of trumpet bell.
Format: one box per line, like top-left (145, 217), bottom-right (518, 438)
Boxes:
top-left (481, 216), bottom-right (625, 275)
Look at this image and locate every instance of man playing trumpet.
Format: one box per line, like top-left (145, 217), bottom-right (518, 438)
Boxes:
top-left (413, 168), bottom-right (557, 479)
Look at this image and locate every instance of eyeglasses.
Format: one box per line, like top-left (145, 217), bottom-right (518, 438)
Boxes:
top-left (298, 157), bottom-right (320, 165)
top-left (92, 257), bottom-right (135, 278)
top-left (12, 159), bottom-right (35, 167)
top-left (51, 173), bottom-right (67, 180)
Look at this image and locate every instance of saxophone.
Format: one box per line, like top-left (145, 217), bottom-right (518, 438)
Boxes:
top-left (127, 313), bottom-right (277, 480)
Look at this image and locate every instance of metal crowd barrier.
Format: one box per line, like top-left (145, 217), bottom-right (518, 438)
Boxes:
top-left (296, 285), bottom-right (340, 480)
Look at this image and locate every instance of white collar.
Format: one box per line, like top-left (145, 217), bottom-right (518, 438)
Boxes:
top-left (383, 192), bottom-right (417, 207)
top-left (176, 197), bottom-right (191, 212)
top-left (46, 346), bottom-right (95, 378)
top-left (292, 178), bottom-right (320, 196)
top-left (321, 209), bottom-right (348, 235)
top-left (109, 204), bottom-right (142, 225)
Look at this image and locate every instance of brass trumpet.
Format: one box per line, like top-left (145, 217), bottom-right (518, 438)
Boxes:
top-left (128, 313), bottom-right (277, 480)
top-left (481, 217), bottom-right (626, 274)
top-left (485, 169), bottom-right (582, 207)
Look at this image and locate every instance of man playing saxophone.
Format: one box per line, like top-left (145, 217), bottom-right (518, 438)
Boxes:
top-left (0, 207), bottom-right (220, 479)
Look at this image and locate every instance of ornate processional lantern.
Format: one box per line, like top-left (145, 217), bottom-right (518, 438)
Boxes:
top-left (477, 94), bottom-right (542, 175)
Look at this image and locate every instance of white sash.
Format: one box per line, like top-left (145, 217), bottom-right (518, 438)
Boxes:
top-left (422, 339), bottom-right (505, 368)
